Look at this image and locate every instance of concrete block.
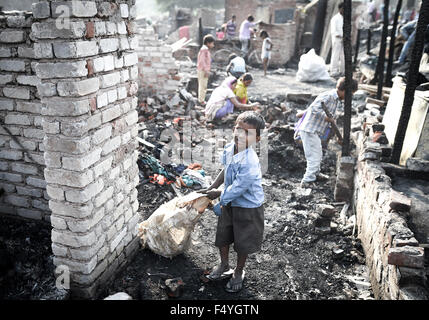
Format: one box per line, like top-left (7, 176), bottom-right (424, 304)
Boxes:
top-left (102, 104), bottom-right (122, 123)
top-left (33, 42), bottom-right (53, 59)
top-left (46, 186), bottom-right (65, 201)
top-left (0, 75), bottom-right (14, 85)
top-left (51, 1), bottom-right (97, 18)
top-left (32, 2), bottom-right (51, 19)
top-left (11, 163), bottom-right (38, 175)
top-left (65, 179), bottom-right (104, 204)
top-left (102, 136), bottom-right (121, 155)
top-left (0, 60), bottom-right (26, 72)
top-left (16, 75), bottom-right (40, 87)
top-left (17, 47), bottom-right (35, 59)
top-left (94, 186), bottom-right (114, 208)
top-left (17, 208), bottom-right (43, 220)
top-left (34, 61), bottom-right (88, 79)
top-left (62, 148), bottom-right (102, 171)
top-left (5, 194), bottom-right (30, 208)
top-left (93, 156), bottom-right (113, 178)
top-left (388, 246), bottom-right (425, 268)
top-left (92, 125), bottom-right (112, 145)
top-left (31, 21), bottom-right (86, 39)
top-left (99, 38), bottom-right (119, 53)
top-left (389, 190), bottom-right (412, 212)
top-left (100, 72), bottom-right (121, 88)
top-left (44, 135), bottom-right (91, 154)
top-left (5, 114), bottom-right (31, 125)
top-left (61, 120), bottom-right (89, 137)
top-left (26, 177), bottom-right (46, 188)
top-left (3, 87), bottom-right (30, 100)
top-left (43, 98), bottom-right (90, 116)
top-left (49, 200), bottom-right (93, 219)
top-left (44, 168), bottom-right (94, 188)
top-left (53, 41), bottom-right (98, 58)
top-left (37, 83), bottom-right (57, 97)
top-left (23, 128), bottom-right (45, 140)
top-left (57, 78), bottom-right (100, 97)
top-left (0, 30), bottom-right (25, 43)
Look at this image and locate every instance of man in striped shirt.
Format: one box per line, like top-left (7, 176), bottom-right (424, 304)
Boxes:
top-left (298, 77), bottom-right (358, 188)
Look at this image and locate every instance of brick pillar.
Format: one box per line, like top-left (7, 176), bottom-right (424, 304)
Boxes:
top-left (32, 0), bottom-right (140, 298)
top-left (334, 155), bottom-right (355, 202)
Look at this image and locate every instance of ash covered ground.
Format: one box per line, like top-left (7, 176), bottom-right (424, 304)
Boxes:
top-left (0, 66), bottom-right (374, 300)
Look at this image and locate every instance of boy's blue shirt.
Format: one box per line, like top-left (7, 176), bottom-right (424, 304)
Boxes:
top-left (219, 142), bottom-right (264, 208)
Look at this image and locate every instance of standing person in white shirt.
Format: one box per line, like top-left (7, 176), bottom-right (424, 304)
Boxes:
top-left (239, 15), bottom-right (257, 58)
top-left (260, 30), bottom-right (272, 77)
top-left (330, 3), bottom-right (345, 78)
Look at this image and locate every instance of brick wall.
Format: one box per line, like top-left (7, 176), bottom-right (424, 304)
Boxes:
top-left (250, 22), bottom-right (296, 67)
top-left (136, 27), bottom-right (180, 97)
top-left (31, 0), bottom-right (140, 299)
top-left (0, 11), bottom-right (49, 221)
top-left (225, 0), bottom-right (296, 26)
top-left (353, 127), bottom-right (427, 299)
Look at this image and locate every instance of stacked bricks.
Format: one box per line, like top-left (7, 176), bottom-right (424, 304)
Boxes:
top-left (353, 128), bottom-right (427, 300)
top-left (0, 11), bottom-right (50, 221)
top-left (32, 0), bottom-right (140, 298)
top-left (334, 156), bottom-right (355, 202)
top-left (312, 204), bottom-right (336, 235)
top-left (136, 27), bottom-right (180, 97)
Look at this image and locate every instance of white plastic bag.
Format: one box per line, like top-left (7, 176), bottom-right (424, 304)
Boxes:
top-left (138, 192), bottom-right (211, 258)
top-left (296, 49), bottom-right (331, 82)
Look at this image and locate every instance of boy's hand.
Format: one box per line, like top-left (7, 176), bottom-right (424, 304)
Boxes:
top-left (202, 189), bottom-right (222, 200)
top-left (325, 116), bottom-right (335, 124)
top-left (205, 71), bottom-right (210, 78)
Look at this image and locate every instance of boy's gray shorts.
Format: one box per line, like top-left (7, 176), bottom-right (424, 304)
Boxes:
top-left (215, 204), bottom-right (264, 255)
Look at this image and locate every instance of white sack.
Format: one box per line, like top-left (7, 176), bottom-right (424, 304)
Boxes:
top-left (138, 192), bottom-right (211, 258)
top-left (296, 49), bottom-right (331, 82)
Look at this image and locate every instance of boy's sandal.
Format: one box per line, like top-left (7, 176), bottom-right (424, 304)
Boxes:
top-left (224, 270), bottom-right (245, 293)
top-left (205, 267), bottom-right (234, 281)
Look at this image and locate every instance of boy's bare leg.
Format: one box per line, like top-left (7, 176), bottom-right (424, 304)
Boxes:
top-left (225, 253), bottom-right (247, 292)
top-left (234, 253), bottom-right (247, 278)
top-left (263, 58), bottom-right (267, 76)
top-left (211, 245), bottom-right (230, 275)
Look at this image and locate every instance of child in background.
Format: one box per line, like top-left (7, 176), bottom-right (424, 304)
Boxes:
top-left (234, 73), bottom-right (253, 104)
top-left (226, 54), bottom-right (247, 79)
top-left (216, 28), bottom-right (225, 40)
top-left (197, 35), bottom-right (215, 105)
top-left (202, 111), bottom-right (266, 293)
top-left (260, 30), bottom-right (272, 77)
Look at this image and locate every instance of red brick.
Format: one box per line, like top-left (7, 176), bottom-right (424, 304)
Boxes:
top-left (388, 246), bottom-right (424, 268)
top-left (389, 190), bottom-right (412, 212)
top-left (86, 59), bottom-right (94, 76)
top-left (89, 97), bottom-right (97, 113)
top-left (86, 22), bottom-right (95, 39)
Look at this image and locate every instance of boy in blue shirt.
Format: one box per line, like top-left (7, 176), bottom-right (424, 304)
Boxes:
top-left (202, 111), bottom-right (265, 293)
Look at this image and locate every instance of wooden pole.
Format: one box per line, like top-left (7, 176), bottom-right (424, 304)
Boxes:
top-left (354, 28), bottom-right (361, 67)
top-left (367, 28), bottom-right (372, 54)
top-left (311, 0), bottom-right (328, 55)
top-left (342, 0), bottom-right (353, 157)
top-left (385, 0), bottom-right (402, 87)
top-left (391, 0), bottom-right (429, 164)
top-left (376, 0), bottom-right (390, 100)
